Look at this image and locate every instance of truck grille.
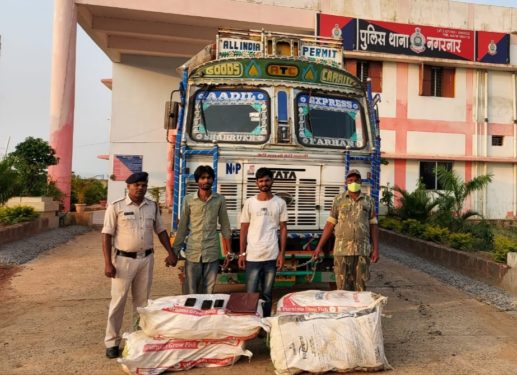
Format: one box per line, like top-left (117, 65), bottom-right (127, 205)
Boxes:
top-left (324, 185), bottom-right (341, 211)
top-left (245, 178), bottom-right (317, 229)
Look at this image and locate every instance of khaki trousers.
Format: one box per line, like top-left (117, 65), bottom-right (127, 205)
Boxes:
top-left (104, 253), bottom-right (154, 348)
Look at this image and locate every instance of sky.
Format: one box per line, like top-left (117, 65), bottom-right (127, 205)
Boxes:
top-left (0, 0), bottom-right (516, 178)
top-left (0, 0), bottom-right (111, 178)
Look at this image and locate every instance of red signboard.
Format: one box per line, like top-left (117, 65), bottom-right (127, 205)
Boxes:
top-left (317, 13), bottom-right (509, 64)
top-left (357, 19), bottom-right (474, 61)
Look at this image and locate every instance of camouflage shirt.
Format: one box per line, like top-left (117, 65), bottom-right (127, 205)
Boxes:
top-left (327, 192), bottom-right (377, 256)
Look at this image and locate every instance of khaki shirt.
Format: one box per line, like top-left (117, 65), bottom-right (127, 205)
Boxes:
top-left (173, 191), bottom-right (231, 263)
top-left (102, 196), bottom-right (166, 252)
top-left (327, 192), bottom-right (378, 256)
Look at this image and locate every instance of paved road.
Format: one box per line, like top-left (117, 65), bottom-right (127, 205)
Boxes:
top-left (0, 228), bottom-right (517, 374)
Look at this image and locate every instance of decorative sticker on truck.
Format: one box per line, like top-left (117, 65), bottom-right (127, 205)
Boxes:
top-left (218, 37), bottom-right (263, 59)
top-left (296, 94), bottom-right (365, 149)
top-left (190, 90), bottom-right (269, 144)
top-left (191, 59), bottom-right (363, 90)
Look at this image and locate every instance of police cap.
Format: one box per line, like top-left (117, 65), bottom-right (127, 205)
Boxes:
top-left (125, 172), bottom-right (149, 184)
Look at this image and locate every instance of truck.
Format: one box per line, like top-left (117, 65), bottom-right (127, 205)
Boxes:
top-left (168, 28), bottom-right (381, 287)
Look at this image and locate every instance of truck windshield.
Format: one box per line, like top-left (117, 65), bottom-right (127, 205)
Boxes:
top-left (295, 93), bottom-right (365, 149)
top-left (190, 89), bottom-right (270, 144)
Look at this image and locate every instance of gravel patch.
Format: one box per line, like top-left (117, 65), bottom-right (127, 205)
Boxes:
top-left (0, 226), bottom-right (92, 265)
top-left (382, 243), bottom-right (517, 312)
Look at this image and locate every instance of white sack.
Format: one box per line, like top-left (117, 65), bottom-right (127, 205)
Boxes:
top-left (276, 289), bottom-right (381, 315)
top-left (266, 291), bottom-right (391, 374)
top-left (119, 331), bottom-right (252, 375)
top-left (138, 294), bottom-right (264, 340)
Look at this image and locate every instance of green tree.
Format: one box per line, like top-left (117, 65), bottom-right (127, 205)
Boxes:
top-left (71, 174), bottom-right (107, 205)
top-left (394, 180), bottom-right (438, 222)
top-left (0, 157), bottom-right (21, 204)
top-left (435, 166), bottom-right (492, 221)
top-left (8, 137), bottom-right (58, 196)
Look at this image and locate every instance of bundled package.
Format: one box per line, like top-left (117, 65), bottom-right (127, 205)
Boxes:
top-left (265, 290), bottom-right (391, 374)
top-left (119, 331), bottom-right (252, 375)
top-left (138, 294), bottom-right (264, 340)
top-left (276, 290), bottom-right (383, 315)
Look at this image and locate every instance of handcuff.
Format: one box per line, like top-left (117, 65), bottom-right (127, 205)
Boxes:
top-left (225, 252), bottom-right (246, 261)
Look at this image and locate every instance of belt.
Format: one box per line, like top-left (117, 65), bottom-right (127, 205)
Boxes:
top-left (116, 249), bottom-right (153, 259)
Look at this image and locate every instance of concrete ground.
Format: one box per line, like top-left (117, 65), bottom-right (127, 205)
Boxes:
top-left (1, 228), bottom-right (517, 374)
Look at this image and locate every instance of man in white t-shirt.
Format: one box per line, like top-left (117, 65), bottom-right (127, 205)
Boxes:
top-left (238, 167), bottom-right (288, 317)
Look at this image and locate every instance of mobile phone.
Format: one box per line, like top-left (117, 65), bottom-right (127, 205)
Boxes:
top-left (201, 300), bottom-right (213, 310)
top-left (214, 299), bottom-right (224, 308)
top-left (184, 297), bottom-right (197, 307)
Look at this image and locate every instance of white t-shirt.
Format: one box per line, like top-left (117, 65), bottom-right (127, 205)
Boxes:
top-left (240, 195), bottom-right (288, 261)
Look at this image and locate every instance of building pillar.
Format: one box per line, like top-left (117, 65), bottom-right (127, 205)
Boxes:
top-left (48, 0), bottom-right (77, 211)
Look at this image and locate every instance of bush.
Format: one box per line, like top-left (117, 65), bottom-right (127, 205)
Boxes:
top-left (379, 217), bottom-right (403, 232)
top-left (394, 181), bottom-right (438, 222)
top-left (462, 221), bottom-right (494, 251)
top-left (71, 175), bottom-right (107, 205)
top-left (421, 225), bottom-right (450, 243)
top-left (402, 219), bottom-right (424, 237)
top-left (447, 232), bottom-right (475, 251)
top-left (0, 206), bottom-right (39, 225)
top-left (492, 235), bottom-right (517, 263)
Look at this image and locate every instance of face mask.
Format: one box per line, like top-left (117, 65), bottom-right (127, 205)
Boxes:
top-left (347, 182), bottom-right (361, 192)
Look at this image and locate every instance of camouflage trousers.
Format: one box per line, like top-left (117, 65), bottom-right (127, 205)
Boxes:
top-left (333, 255), bottom-right (370, 291)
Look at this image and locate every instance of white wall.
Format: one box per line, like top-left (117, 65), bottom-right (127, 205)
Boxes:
top-left (405, 161), bottom-right (420, 191)
top-left (486, 164), bottom-right (514, 219)
top-left (377, 62), bottom-right (397, 118)
top-left (380, 129), bottom-right (395, 154)
top-left (108, 61), bottom-right (181, 202)
top-left (407, 132), bottom-right (465, 156)
top-left (407, 65), bottom-right (467, 122)
top-left (488, 71), bottom-right (514, 125)
top-left (489, 136), bottom-right (515, 158)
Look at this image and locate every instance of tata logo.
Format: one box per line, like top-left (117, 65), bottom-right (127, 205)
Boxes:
top-left (273, 170), bottom-right (296, 180)
top-left (226, 162), bottom-right (241, 175)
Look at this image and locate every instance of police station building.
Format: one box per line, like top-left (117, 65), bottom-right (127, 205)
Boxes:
top-left (51, 0), bottom-right (517, 218)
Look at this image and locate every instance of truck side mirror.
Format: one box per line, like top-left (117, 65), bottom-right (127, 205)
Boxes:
top-left (165, 101), bottom-right (180, 129)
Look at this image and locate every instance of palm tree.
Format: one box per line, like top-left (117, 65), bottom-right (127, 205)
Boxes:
top-left (435, 166), bottom-right (492, 221)
top-left (394, 180), bottom-right (438, 222)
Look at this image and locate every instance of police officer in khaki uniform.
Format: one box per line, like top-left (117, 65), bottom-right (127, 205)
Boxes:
top-left (313, 169), bottom-right (379, 291)
top-left (102, 172), bottom-right (177, 359)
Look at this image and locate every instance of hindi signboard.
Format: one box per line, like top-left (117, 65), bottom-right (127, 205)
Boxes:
top-left (317, 13), bottom-right (510, 65)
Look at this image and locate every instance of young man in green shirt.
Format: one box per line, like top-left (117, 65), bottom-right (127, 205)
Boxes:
top-left (173, 165), bottom-right (231, 294)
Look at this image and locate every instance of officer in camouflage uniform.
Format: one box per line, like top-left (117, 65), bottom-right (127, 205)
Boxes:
top-left (313, 169), bottom-right (379, 291)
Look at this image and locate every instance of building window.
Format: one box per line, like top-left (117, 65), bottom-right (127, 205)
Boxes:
top-left (345, 59), bottom-right (382, 92)
top-left (419, 65), bottom-right (455, 98)
top-left (492, 135), bottom-right (504, 146)
top-left (419, 161), bottom-right (453, 190)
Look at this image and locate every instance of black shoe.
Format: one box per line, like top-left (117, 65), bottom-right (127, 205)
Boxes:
top-left (106, 346), bottom-right (120, 359)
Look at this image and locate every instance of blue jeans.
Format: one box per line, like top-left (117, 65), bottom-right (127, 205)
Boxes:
top-left (245, 260), bottom-right (277, 317)
top-left (184, 260), bottom-right (219, 294)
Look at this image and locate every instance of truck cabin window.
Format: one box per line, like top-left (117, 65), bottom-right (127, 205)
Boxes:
top-left (296, 94), bottom-right (365, 149)
top-left (190, 89), bottom-right (269, 144)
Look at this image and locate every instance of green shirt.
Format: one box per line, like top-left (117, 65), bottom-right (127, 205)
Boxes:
top-left (173, 191), bottom-right (231, 262)
top-left (327, 192), bottom-right (377, 256)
